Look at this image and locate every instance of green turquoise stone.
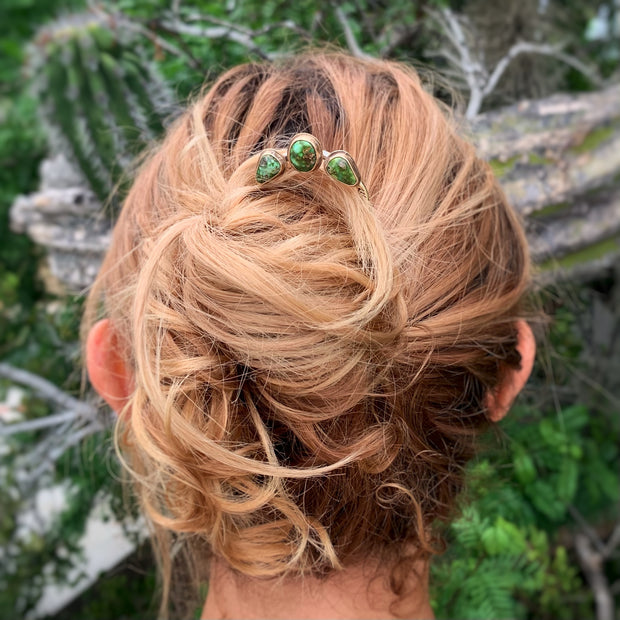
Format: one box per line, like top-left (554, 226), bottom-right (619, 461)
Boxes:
top-left (256, 153), bottom-right (282, 183)
top-left (289, 139), bottom-right (317, 172)
top-left (326, 156), bottom-right (357, 186)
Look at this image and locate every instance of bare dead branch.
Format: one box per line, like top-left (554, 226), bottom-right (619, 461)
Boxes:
top-left (333, 6), bottom-right (374, 61)
top-left (431, 7), bottom-right (604, 118)
top-left (430, 47), bottom-right (464, 71)
top-left (429, 8), bottom-right (486, 118)
top-left (569, 505), bottom-right (608, 555)
top-left (0, 410), bottom-right (79, 436)
top-left (575, 533), bottom-right (614, 620)
top-left (0, 363), bottom-right (94, 419)
top-left (151, 8), bottom-right (312, 62)
top-left (484, 41), bottom-right (604, 98)
top-left (182, 12), bottom-right (312, 40)
top-left (122, 19), bottom-right (203, 71)
top-left (604, 523), bottom-right (620, 556)
top-left (27, 424), bottom-right (103, 483)
top-left (157, 16), bottom-right (273, 59)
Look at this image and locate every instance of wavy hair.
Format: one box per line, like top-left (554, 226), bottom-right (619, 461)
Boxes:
top-left (84, 52), bottom-right (530, 615)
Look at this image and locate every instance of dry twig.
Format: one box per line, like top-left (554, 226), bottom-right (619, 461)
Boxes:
top-left (575, 533), bottom-right (614, 620)
top-left (0, 362), bottom-right (109, 489)
top-left (431, 7), bottom-right (603, 118)
top-left (333, 6), bottom-right (374, 60)
top-left (570, 504), bottom-right (620, 620)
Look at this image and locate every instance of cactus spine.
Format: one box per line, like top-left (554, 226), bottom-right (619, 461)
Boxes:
top-left (29, 12), bottom-right (175, 207)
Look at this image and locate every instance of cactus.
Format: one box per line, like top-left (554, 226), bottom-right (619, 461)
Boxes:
top-left (28, 11), bottom-right (175, 207)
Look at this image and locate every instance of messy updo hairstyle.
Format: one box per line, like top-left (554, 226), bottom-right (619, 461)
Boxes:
top-left (84, 52), bottom-right (530, 613)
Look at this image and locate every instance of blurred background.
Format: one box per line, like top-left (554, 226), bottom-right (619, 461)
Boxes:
top-left (0, 1), bottom-right (619, 619)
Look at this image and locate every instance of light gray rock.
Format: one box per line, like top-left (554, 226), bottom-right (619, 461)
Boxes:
top-left (10, 155), bottom-right (111, 292)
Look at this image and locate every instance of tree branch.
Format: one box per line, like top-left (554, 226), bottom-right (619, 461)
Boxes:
top-left (604, 523), bottom-right (620, 557)
top-left (124, 19), bottom-right (203, 71)
top-left (575, 533), bottom-right (614, 620)
top-left (430, 8), bottom-right (485, 118)
top-left (156, 17), bottom-right (272, 59)
top-left (156, 9), bottom-right (314, 61)
top-left (27, 424), bottom-right (102, 483)
top-left (182, 12), bottom-right (312, 40)
top-left (431, 7), bottom-right (604, 119)
top-left (0, 363), bottom-right (94, 419)
top-left (568, 505), bottom-right (608, 555)
top-left (333, 6), bottom-right (374, 61)
top-left (483, 41), bottom-right (604, 99)
top-left (0, 410), bottom-right (81, 437)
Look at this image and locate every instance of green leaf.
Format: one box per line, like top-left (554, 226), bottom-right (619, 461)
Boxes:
top-left (513, 445), bottom-right (537, 485)
top-left (482, 517), bottom-right (527, 556)
top-left (556, 459), bottom-right (579, 505)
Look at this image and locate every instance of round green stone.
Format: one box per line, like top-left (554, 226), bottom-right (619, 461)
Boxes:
top-left (256, 153), bottom-right (282, 183)
top-left (289, 139), bottom-right (317, 172)
top-left (326, 156), bottom-right (357, 186)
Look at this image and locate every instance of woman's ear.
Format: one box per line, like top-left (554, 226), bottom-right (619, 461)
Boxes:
top-left (86, 319), bottom-right (133, 414)
top-left (486, 320), bottom-right (536, 422)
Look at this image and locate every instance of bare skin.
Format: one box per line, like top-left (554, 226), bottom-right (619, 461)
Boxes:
top-left (201, 558), bottom-right (434, 620)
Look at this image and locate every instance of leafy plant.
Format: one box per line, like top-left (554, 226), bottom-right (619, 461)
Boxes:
top-left (432, 278), bottom-right (620, 620)
top-left (431, 400), bottom-right (616, 619)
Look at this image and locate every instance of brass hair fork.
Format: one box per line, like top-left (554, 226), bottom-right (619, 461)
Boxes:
top-left (255, 133), bottom-right (369, 201)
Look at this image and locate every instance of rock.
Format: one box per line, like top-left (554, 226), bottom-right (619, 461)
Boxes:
top-left (9, 155), bottom-right (111, 293)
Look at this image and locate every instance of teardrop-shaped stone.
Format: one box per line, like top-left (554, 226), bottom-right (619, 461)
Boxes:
top-left (326, 156), bottom-right (357, 186)
top-left (289, 139), bottom-right (317, 172)
top-left (256, 153), bottom-right (283, 183)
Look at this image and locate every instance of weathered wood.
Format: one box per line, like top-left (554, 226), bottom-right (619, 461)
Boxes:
top-left (470, 83), bottom-right (620, 281)
top-left (472, 84), bottom-right (620, 161)
top-left (471, 84), bottom-right (620, 217)
top-left (527, 187), bottom-right (620, 263)
top-left (10, 84), bottom-right (620, 291)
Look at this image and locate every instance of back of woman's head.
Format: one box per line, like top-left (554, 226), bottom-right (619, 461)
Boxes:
top-left (85, 51), bottom-right (529, 604)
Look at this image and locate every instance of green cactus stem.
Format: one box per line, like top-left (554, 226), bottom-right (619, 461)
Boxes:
top-left (29, 11), bottom-right (175, 209)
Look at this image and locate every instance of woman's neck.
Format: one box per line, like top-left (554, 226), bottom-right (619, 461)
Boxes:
top-left (201, 558), bottom-right (435, 620)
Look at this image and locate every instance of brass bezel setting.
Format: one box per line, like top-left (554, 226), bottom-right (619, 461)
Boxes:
top-left (287, 132), bottom-right (323, 173)
top-left (254, 133), bottom-right (370, 202)
top-left (324, 150), bottom-right (361, 186)
top-left (256, 148), bottom-right (287, 184)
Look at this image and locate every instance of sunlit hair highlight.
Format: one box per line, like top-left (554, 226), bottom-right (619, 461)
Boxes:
top-left (84, 51), bottom-right (530, 615)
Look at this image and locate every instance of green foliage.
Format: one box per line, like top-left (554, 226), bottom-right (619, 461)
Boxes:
top-left (0, 0), bottom-right (85, 371)
top-left (0, 94), bottom-right (46, 336)
top-left (432, 295), bottom-right (620, 620)
top-left (431, 279), bottom-right (620, 620)
top-left (431, 404), bottom-right (612, 619)
top-left (47, 562), bottom-right (157, 620)
top-left (0, 2), bottom-right (123, 617)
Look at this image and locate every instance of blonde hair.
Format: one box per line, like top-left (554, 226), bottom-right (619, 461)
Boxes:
top-left (84, 52), bottom-right (530, 613)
